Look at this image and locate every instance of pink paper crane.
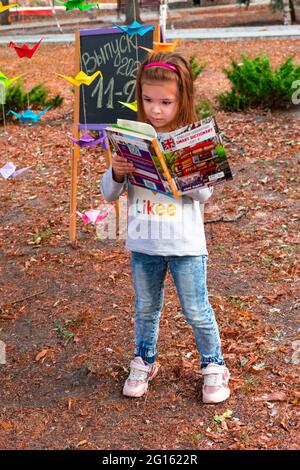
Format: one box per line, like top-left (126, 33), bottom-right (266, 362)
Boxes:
top-left (9, 38), bottom-right (43, 59)
top-left (76, 207), bottom-right (113, 225)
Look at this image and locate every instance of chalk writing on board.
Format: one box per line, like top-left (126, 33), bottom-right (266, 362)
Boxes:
top-left (82, 35), bottom-right (141, 110)
top-left (81, 35), bottom-right (139, 72)
top-left (92, 77), bottom-right (136, 110)
top-left (79, 27), bottom-right (154, 128)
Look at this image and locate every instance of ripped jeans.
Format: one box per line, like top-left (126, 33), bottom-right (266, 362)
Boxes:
top-left (130, 252), bottom-right (225, 369)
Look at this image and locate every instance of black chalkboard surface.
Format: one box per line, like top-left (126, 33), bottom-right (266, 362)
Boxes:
top-left (78, 27), bottom-right (155, 130)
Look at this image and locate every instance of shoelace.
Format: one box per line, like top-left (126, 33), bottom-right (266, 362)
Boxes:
top-left (204, 373), bottom-right (223, 387)
top-left (128, 368), bottom-right (148, 382)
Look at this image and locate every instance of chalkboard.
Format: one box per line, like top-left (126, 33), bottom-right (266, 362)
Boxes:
top-left (78, 27), bottom-right (155, 130)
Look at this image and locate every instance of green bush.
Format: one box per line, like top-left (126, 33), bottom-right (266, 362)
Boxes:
top-left (189, 56), bottom-right (209, 119)
top-left (218, 55), bottom-right (300, 111)
top-left (215, 143), bottom-right (227, 161)
top-left (1, 81), bottom-right (63, 123)
top-left (189, 55), bottom-right (204, 81)
top-left (196, 98), bottom-right (214, 119)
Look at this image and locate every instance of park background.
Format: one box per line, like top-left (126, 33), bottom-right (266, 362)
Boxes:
top-left (0, 0), bottom-right (299, 450)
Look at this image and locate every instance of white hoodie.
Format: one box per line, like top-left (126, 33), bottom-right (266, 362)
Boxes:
top-left (100, 165), bottom-right (213, 257)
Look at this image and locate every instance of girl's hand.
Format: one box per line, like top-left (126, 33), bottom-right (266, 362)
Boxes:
top-left (111, 153), bottom-right (135, 183)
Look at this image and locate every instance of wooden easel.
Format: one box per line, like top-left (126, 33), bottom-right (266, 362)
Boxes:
top-left (69, 30), bottom-right (82, 244)
top-left (69, 25), bottom-right (161, 243)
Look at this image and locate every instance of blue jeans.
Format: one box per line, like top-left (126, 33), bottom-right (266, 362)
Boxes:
top-left (130, 252), bottom-right (225, 369)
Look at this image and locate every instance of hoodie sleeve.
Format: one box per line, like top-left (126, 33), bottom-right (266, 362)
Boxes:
top-left (185, 186), bottom-right (214, 203)
top-left (100, 165), bottom-right (128, 202)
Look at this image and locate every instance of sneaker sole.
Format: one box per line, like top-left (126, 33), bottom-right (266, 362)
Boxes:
top-left (203, 388), bottom-right (230, 404)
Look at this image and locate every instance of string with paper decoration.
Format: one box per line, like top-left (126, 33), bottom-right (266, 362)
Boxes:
top-left (1, 2), bottom-right (179, 240)
top-left (68, 11), bottom-right (162, 242)
top-left (0, 2), bottom-right (101, 181)
top-left (1, 12), bottom-right (44, 177)
top-left (56, 37), bottom-right (106, 228)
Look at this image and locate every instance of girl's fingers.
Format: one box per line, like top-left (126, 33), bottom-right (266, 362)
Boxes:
top-left (113, 154), bottom-right (126, 162)
top-left (113, 159), bottom-right (134, 167)
top-left (113, 164), bottom-right (135, 175)
top-left (114, 164), bottom-right (134, 171)
top-left (112, 155), bottom-right (135, 174)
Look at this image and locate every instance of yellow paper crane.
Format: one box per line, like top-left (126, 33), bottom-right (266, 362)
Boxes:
top-left (56, 70), bottom-right (102, 86)
top-left (140, 40), bottom-right (181, 54)
top-left (118, 100), bottom-right (138, 112)
top-left (0, 2), bottom-right (18, 13)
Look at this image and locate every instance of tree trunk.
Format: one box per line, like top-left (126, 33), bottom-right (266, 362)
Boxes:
top-left (289, 0), bottom-right (297, 22)
top-left (117, 0), bottom-right (122, 19)
top-left (282, 0), bottom-right (292, 24)
top-left (0, 0), bottom-right (10, 25)
top-left (125, 0), bottom-right (142, 25)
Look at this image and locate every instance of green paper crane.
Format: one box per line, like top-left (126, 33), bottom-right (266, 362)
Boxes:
top-left (56, 0), bottom-right (101, 11)
top-left (0, 71), bottom-right (24, 87)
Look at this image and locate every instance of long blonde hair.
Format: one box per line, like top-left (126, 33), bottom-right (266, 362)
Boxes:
top-left (136, 52), bottom-right (197, 129)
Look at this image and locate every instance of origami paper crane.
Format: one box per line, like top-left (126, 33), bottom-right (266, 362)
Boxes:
top-left (140, 40), bottom-right (181, 54)
top-left (118, 99), bottom-right (138, 112)
top-left (113, 21), bottom-right (154, 38)
top-left (0, 71), bottom-right (24, 87)
top-left (56, 0), bottom-right (101, 11)
top-left (7, 107), bottom-right (51, 123)
top-left (9, 38), bottom-right (43, 59)
top-left (67, 132), bottom-right (103, 148)
top-left (56, 70), bottom-right (102, 87)
top-left (99, 130), bottom-right (108, 150)
top-left (0, 162), bottom-right (32, 180)
top-left (77, 207), bottom-right (112, 224)
top-left (0, 2), bottom-right (18, 13)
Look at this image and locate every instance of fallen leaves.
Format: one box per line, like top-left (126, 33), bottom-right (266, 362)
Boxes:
top-left (102, 315), bottom-right (116, 322)
top-left (0, 420), bottom-right (13, 431)
top-left (213, 410), bottom-right (233, 424)
top-left (227, 442), bottom-right (246, 450)
top-left (255, 392), bottom-right (288, 402)
top-left (115, 405), bottom-right (125, 412)
top-left (251, 363), bottom-right (267, 372)
top-left (76, 440), bottom-right (88, 448)
top-left (29, 228), bottom-right (53, 246)
top-left (35, 348), bottom-right (49, 362)
top-left (0, 31), bottom-right (299, 451)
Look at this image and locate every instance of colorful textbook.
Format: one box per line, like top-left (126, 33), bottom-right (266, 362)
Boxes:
top-left (105, 117), bottom-right (233, 198)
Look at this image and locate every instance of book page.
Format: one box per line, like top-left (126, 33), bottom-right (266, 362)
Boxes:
top-left (106, 128), bottom-right (174, 197)
top-left (159, 117), bottom-right (233, 194)
top-left (117, 119), bottom-right (157, 138)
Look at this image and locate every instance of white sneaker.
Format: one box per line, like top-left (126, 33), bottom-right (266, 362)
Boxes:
top-left (123, 357), bottom-right (159, 398)
top-left (202, 363), bottom-right (230, 404)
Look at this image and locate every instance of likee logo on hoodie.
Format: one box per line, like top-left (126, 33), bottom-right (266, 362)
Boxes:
top-left (130, 188), bottom-right (182, 222)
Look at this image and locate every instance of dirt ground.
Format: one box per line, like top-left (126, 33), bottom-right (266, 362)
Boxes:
top-left (0, 31), bottom-right (299, 450)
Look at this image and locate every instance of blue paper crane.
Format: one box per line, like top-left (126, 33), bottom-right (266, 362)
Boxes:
top-left (7, 107), bottom-right (51, 123)
top-left (113, 21), bottom-right (154, 38)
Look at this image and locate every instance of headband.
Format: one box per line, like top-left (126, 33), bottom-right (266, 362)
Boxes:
top-left (144, 62), bottom-right (179, 74)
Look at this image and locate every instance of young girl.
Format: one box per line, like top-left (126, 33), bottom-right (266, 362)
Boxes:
top-left (101, 52), bottom-right (230, 404)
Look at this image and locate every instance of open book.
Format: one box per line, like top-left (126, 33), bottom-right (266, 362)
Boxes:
top-left (105, 117), bottom-right (233, 198)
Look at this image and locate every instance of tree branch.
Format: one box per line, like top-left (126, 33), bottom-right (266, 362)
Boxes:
top-left (205, 210), bottom-right (248, 224)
